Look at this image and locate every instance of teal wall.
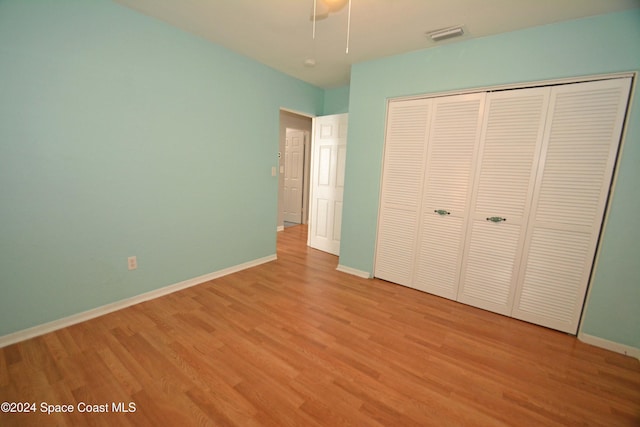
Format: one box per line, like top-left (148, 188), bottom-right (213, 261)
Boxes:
top-left (340, 10), bottom-right (640, 349)
top-left (0, 0), bottom-right (323, 336)
top-left (323, 85), bottom-right (350, 115)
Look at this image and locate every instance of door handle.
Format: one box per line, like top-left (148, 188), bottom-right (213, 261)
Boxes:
top-left (486, 216), bottom-right (507, 223)
top-left (434, 209), bottom-right (451, 216)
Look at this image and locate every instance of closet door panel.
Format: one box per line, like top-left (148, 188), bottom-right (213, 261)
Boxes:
top-left (460, 220), bottom-right (522, 314)
top-left (458, 87), bottom-right (550, 314)
top-left (374, 99), bottom-right (431, 286)
top-left (515, 228), bottom-right (591, 329)
top-left (414, 215), bottom-right (466, 297)
top-left (375, 208), bottom-right (419, 285)
top-left (513, 78), bottom-right (632, 333)
top-left (414, 93), bottom-right (485, 299)
top-left (472, 90), bottom-right (550, 219)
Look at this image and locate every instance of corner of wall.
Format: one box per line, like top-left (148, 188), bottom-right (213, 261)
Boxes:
top-left (323, 85), bottom-right (350, 115)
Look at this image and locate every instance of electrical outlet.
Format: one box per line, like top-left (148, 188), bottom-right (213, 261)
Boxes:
top-left (128, 256), bottom-right (137, 271)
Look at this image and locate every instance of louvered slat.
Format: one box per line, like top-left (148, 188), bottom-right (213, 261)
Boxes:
top-left (513, 78), bottom-right (632, 333)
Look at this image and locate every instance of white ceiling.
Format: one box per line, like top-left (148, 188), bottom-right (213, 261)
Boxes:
top-left (113, 0), bottom-right (640, 89)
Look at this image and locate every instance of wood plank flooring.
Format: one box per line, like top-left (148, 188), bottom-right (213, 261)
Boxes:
top-left (1, 224), bottom-right (639, 426)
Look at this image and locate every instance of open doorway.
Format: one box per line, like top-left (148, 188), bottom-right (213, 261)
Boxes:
top-left (283, 128), bottom-right (307, 227)
top-left (277, 110), bottom-right (312, 231)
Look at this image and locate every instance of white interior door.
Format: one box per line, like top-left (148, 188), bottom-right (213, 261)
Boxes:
top-left (308, 113), bottom-right (348, 255)
top-left (283, 129), bottom-right (305, 223)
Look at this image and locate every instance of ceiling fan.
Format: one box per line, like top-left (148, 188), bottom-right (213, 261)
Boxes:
top-left (311, 0), bottom-right (353, 53)
top-left (312, 0), bottom-right (350, 20)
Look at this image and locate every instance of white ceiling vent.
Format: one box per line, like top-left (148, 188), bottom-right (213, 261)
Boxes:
top-left (427, 26), bottom-right (464, 42)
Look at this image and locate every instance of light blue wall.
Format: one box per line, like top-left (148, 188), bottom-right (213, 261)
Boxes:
top-left (340, 10), bottom-right (640, 349)
top-left (0, 0), bottom-right (323, 336)
top-left (323, 85), bottom-right (350, 115)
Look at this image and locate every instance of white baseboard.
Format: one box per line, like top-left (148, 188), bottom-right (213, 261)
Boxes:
top-left (336, 264), bottom-right (371, 279)
top-left (0, 254), bottom-right (277, 348)
top-left (578, 333), bottom-right (640, 360)
top-left (277, 226), bottom-right (284, 232)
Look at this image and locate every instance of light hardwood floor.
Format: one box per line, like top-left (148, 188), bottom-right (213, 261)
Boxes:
top-left (1, 225), bottom-right (639, 426)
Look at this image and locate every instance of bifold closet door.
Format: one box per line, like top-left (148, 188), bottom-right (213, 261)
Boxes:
top-left (512, 78), bottom-right (632, 333)
top-left (375, 77), bottom-right (632, 335)
top-left (374, 99), bottom-right (431, 286)
top-left (457, 87), bottom-right (551, 315)
top-left (413, 93), bottom-right (485, 299)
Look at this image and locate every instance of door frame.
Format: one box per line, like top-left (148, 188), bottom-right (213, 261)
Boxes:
top-left (278, 109), bottom-right (313, 231)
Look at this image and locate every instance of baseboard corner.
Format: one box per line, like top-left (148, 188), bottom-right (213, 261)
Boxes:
top-left (578, 332), bottom-right (640, 360)
top-left (336, 264), bottom-right (371, 279)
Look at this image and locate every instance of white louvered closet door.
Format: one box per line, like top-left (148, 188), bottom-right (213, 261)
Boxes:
top-left (374, 99), bottom-right (431, 286)
top-left (413, 93), bottom-right (485, 299)
top-left (457, 87), bottom-right (551, 315)
top-left (512, 78), bottom-right (632, 333)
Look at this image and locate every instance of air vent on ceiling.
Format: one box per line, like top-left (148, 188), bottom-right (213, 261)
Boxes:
top-left (427, 26), bottom-right (464, 42)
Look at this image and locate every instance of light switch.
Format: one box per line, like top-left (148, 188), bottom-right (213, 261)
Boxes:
top-left (280, 165), bottom-right (284, 173)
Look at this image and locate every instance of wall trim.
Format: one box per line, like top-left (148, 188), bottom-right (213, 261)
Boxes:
top-left (336, 264), bottom-right (371, 279)
top-left (277, 225), bottom-right (285, 232)
top-left (0, 254), bottom-right (277, 348)
top-left (578, 332), bottom-right (640, 360)
top-left (279, 107), bottom-right (315, 119)
top-left (391, 71), bottom-right (636, 103)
